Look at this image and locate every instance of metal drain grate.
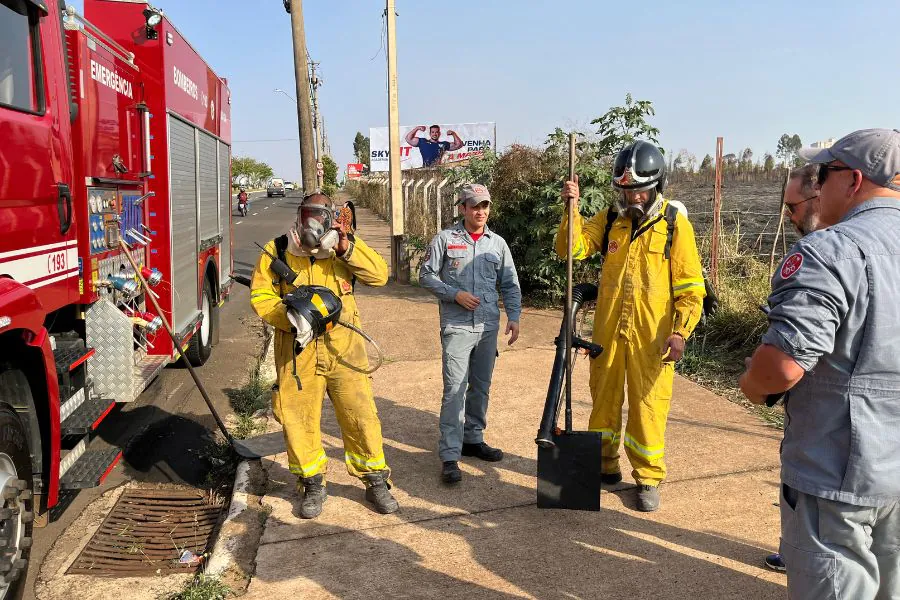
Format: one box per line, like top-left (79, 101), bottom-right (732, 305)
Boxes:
top-left (67, 488), bottom-right (224, 576)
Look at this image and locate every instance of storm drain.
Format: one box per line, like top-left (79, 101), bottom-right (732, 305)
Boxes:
top-left (67, 488), bottom-right (225, 576)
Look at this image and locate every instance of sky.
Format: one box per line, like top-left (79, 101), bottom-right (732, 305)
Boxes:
top-left (75, 0), bottom-right (899, 183)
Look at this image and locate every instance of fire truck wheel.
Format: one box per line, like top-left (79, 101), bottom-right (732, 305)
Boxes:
top-left (0, 370), bottom-right (35, 600)
top-left (187, 279), bottom-right (216, 366)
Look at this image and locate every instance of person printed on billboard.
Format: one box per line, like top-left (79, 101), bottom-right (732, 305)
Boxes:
top-left (405, 125), bottom-right (464, 167)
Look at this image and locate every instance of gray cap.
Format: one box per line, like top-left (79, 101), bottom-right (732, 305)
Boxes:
top-left (456, 183), bottom-right (492, 207)
top-left (798, 128), bottom-right (900, 191)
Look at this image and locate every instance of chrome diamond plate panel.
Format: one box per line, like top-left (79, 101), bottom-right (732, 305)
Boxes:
top-left (134, 355), bottom-right (168, 398)
top-left (85, 299), bottom-right (136, 402)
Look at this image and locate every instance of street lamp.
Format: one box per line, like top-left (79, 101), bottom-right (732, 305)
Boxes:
top-left (273, 88), bottom-right (296, 103)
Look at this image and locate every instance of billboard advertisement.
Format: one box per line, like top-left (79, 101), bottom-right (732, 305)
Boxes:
top-left (369, 122), bottom-right (495, 171)
top-left (346, 163), bottom-right (364, 179)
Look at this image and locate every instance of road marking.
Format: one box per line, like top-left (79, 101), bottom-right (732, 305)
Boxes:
top-left (264, 206), bottom-right (269, 210)
top-left (235, 221), bottom-right (242, 225)
top-left (252, 213), bottom-right (258, 216)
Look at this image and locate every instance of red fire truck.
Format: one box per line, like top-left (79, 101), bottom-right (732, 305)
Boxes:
top-left (0, 0), bottom-right (232, 592)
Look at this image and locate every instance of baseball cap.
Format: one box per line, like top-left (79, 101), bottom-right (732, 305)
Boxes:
top-left (456, 183), bottom-right (492, 207)
top-left (798, 128), bottom-right (900, 191)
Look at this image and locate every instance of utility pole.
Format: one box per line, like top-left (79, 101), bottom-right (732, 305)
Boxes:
top-left (287, 0), bottom-right (317, 194)
top-left (386, 0), bottom-right (407, 283)
top-left (309, 59), bottom-right (324, 189)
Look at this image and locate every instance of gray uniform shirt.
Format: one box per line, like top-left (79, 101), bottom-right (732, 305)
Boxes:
top-left (762, 198), bottom-right (900, 507)
top-left (419, 221), bottom-right (522, 332)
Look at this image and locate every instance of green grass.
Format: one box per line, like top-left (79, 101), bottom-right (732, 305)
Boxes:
top-left (226, 362), bottom-right (270, 417)
top-left (202, 438), bottom-right (238, 490)
top-left (675, 242), bottom-right (786, 430)
top-left (166, 575), bottom-right (232, 600)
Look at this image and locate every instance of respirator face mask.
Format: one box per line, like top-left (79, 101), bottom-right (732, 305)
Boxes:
top-left (295, 202), bottom-right (339, 250)
top-left (616, 188), bottom-right (661, 221)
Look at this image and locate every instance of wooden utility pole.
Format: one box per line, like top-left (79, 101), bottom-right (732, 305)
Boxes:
top-left (710, 137), bottom-right (724, 288)
top-left (288, 0), bottom-right (317, 193)
top-left (309, 59), bottom-right (324, 189)
top-left (386, 0), bottom-right (407, 283)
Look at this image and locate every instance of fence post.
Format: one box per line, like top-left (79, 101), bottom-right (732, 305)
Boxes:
top-left (710, 137), bottom-right (723, 288)
top-left (769, 167), bottom-right (790, 276)
top-left (436, 177), bottom-right (448, 232)
top-left (403, 178), bottom-right (414, 225)
top-left (422, 177), bottom-right (436, 237)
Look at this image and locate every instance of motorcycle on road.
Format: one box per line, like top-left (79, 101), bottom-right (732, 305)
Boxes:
top-left (237, 191), bottom-right (249, 217)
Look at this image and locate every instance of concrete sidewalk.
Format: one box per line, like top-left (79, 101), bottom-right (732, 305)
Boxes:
top-left (245, 205), bottom-right (786, 599)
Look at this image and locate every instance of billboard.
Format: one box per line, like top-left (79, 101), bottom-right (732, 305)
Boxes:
top-left (369, 122), bottom-right (495, 171)
top-left (346, 163), bottom-right (364, 179)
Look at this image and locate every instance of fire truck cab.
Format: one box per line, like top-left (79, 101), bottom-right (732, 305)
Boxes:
top-left (0, 0), bottom-right (232, 594)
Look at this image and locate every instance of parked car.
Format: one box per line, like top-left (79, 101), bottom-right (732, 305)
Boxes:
top-left (267, 178), bottom-right (286, 197)
top-left (283, 181), bottom-right (295, 191)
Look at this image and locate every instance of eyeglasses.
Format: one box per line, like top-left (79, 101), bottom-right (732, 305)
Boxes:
top-left (784, 194), bottom-right (818, 214)
top-left (817, 165), bottom-right (853, 186)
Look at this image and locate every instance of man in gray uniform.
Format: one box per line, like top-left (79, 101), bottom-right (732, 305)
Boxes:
top-left (740, 128), bottom-right (900, 599)
top-left (420, 183), bottom-right (522, 484)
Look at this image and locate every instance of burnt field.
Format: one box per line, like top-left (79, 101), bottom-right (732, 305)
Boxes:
top-left (667, 179), bottom-right (801, 264)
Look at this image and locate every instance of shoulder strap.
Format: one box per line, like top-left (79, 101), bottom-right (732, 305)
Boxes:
top-left (664, 204), bottom-right (678, 260)
top-left (600, 207), bottom-right (617, 258)
top-left (274, 234), bottom-right (289, 265)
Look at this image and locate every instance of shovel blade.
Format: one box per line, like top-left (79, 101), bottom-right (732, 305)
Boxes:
top-left (536, 431), bottom-right (603, 511)
top-left (231, 431), bottom-right (286, 459)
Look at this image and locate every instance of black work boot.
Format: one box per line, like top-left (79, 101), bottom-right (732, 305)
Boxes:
top-left (636, 484), bottom-right (661, 512)
top-left (461, 442), bottom-right (503, 462)
top-left (298, 474), bottom-right (327, 519)
top-left (441, 461), bottom-right (462, 484)
top-left (362, 471), bottom-right (399, 514)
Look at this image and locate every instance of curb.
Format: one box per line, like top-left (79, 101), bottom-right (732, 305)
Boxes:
top-left (204, 460), bottom-right (251, 577)
top-left (205, 324), bottom-right (275, 579)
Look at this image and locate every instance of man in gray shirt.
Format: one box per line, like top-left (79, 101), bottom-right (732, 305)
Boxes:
top-left (740, 129), bottom-right (900, 599)
top-left (419, 183), bottom-right (522, 484)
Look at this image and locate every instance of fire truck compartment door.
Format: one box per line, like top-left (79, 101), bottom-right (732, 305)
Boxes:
top-left (218, 141), bottom-right (231, 286)
top-left (198, 131), bottom-right (218, 242)
top-left (168, 115), bottom-right (199, 333)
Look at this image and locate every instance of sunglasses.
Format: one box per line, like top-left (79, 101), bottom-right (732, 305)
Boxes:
top-left (817, 165), bottom-right (854, 186)
top-left (784, 194), bottom-right (818, 214)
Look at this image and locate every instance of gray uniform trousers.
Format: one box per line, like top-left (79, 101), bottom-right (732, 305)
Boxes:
top-left (438, 326), bottom-right (498, 461)
top-left (781, 484), bottom-right (900, 600)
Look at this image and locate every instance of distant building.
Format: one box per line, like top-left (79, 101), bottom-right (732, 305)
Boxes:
top-left (811, 138), bottom-right (836, 149)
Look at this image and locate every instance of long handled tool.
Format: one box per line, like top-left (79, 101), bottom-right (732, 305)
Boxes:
top-left (535, 134), bottom-right (605, 511)
top-left (119, 241), bottom-right (282, 459)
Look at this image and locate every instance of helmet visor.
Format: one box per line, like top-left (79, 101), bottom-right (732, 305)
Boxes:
top-left (298, 204), bottom-right (335, 230)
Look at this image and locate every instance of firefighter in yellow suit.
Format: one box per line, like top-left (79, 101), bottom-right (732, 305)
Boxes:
top-left (556, 141), bottom-right (705, 512)
top-left (250, 193), bottom-right (398, 518)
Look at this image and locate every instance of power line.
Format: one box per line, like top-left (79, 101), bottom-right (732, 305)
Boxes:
top-left (371, 8), bottom-right (386, 61)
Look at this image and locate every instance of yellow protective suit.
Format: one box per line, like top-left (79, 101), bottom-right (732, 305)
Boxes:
top-left (250, 236), bottom-right (390, 481)
top-left (556, 198), bottom-right (705, 485)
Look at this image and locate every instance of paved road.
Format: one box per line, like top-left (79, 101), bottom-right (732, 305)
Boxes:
top-left (24, 189), bottom-right (302, 599)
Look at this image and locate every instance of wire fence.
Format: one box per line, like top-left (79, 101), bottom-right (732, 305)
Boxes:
top-left (667, 177), bottom-right (798, 276)
top-left (346, 168), bottom-right (465, 244)
top-left (348, 170), bottom-right (798, 280)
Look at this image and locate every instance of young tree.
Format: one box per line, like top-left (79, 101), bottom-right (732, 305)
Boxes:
top-left (353, 132), bottom-right (371, 170)
top-left (673, 149), bottom-right (697, 173)
top-left (322, 155), bottom-right (338, 187)
top-left (232, 156), bottom-right (273, 188)
top-left (763, 153), bottom-right (775, 172)
top-left (590, 93), bottom-right (661, 158)
top-left (699, 154), bottom-right (713, 172)
top-left (739, 147), bottom-right (754, 171)
top-left (776, 134), bottom-right (803, 167)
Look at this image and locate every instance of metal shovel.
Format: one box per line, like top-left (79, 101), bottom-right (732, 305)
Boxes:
top-left (534, 134), bottom-right (605, 510)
